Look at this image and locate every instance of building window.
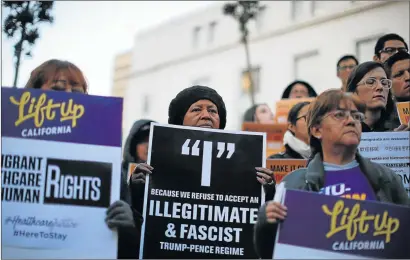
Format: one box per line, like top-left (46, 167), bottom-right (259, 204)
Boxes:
top-left (143, 95), bottom-right (150, 114)
top-left (291, 1), bottom-right (312, 20)
top-left (208, 21), bottom-right (217, 44)
top-left (356, 34), bottom-right (384, 63)
top-left (241, 67), bottom-right (261, 94)
top-left (312, 1), bottom-right (333, 16)
top-left (193, 26), bottom-right (201, 48)
top-left (293, 50), bottom-right (321, 92)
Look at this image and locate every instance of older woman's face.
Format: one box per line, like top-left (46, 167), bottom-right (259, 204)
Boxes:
top-left (183, 99), bottom-right (220, 129)
top-left (41, 73), bottom-right (85, 93)
top-left (289, 84), bottom-right (310, 99)
top-left (255, 104), bottom-right (274, 124)
top-left (354, 67), bottom-right (389, 110)
top-left (314, 100), bottom-right (363, 149)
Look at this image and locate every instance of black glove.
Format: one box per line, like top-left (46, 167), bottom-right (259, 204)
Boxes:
top-left (105, 200), bottom-right (135, 229)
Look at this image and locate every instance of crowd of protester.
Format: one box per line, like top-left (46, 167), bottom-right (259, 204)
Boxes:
top-left (18, 32), bottom-right (410, 258)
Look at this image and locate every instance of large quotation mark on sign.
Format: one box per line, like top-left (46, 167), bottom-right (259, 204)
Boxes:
top-left (181, 139), bottom-right (235, 187)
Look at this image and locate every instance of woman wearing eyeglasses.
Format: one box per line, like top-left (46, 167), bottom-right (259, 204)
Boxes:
top-left (346, 61), bottom-right (407, 131)
top-left (253, 89), bottom-right (409, 259)
top-left (268, 101), bottom-right (311, 159)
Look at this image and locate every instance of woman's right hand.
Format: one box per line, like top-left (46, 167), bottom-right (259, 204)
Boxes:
top-left (130, 163), bottom-right (153, 185)
top-left (265, 201), bottom-right (287, 224)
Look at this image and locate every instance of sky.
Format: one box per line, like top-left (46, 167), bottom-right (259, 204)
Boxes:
top-left (1, 1), bottom-right (217, 96)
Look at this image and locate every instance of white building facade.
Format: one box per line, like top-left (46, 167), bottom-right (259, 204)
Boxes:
top-left (123, 0), bottom-right (409, 138)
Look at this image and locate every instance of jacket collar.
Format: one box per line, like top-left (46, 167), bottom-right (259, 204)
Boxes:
top-left (305, 152), bottom-right (382, 192)
top-left (284, 145), bottom-right (304, 159)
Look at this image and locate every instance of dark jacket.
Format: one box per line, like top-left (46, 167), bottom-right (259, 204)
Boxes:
top-left (361, 121), bottom-right (389, 132)
top-left (253, 152), bottom-right (409, 259)
top-left (118, 119), bottom-right (155, 259)
top-left (124, 119), bottom-right (155, 215)
top-left (117, 172), bottom-right (139, 259)
top-left (362, 106), bottom-right (402, 132)
top-left (268, 144), bottom-right (304, 159)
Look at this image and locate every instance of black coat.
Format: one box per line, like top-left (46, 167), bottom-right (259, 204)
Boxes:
top-left (268, 145), bottom-right (304, 160)
top-left (118, 119), bottom-right (155, 259)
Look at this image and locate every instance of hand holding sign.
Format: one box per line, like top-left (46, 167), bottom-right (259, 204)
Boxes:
top-left (105, 200), bottom-right (136, 229)
top-left (265, 201), bottom-right (287, 224)
top-left (131, 163), bottom-right (154, 185)
top-left (393, 122), bottom-right (410, 132)
top-left (255, 167), bottom-right (274, 185)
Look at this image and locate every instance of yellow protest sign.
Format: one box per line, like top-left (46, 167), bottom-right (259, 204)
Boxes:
top-left (275, 98), bottom-right (315, 124)
top-left (242, 122), bottom-right (287, 157)
top-left (127, 163), bottom-right (138, 183)
top-left (266, 159), bottom-right (307, 184)
top-left (396, 102), bottom-right (410, 125)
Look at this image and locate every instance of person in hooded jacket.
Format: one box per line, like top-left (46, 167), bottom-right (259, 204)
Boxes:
top-left (118, 119), bottom-right (156, 258)
top-left (123, 120), bottom-right (156, 217)
top-left (281, 80), bottom-right (317, 99)
top-left (268, 101), bottom-right (311, 160)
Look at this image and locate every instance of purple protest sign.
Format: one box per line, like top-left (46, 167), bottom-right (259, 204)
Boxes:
top-left (1, 87), bottom-right (122, 147)
top-left (274, 189), bottom-right (410, 259)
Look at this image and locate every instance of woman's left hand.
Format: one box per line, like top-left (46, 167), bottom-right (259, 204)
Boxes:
top-left (255, 167), bottom-right (275, 186)
top-left (105, 200), bottom-right (135, 229)
top-left (394, 123), bottom-right (410, 132)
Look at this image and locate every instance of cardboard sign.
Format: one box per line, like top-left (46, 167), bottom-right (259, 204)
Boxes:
top-left (266, 159), bottom-right (307, 183)
top-left (396, 101), bottom-right (410, 125)
top-left (275, 98), bottom-right (315, 124)
top-left (242, 122), bottom-right (287, 157)
top-left (127, 163), bottom-right (138, 184)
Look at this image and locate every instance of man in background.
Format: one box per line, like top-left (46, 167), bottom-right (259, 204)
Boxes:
top-left (337, 54), bottom-right (358, 92)
top-left (384, 51), bottom-right (410, 102)
top-left (374, 33), bottom-right (409, 63)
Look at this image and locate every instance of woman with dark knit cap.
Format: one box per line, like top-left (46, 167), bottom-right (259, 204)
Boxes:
top-left (131, 85), bottom-right (276, 198)
top-left (281, 80), bottom-right (317, 99)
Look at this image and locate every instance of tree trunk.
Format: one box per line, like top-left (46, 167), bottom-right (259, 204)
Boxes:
top-left (13, 22), bottom-right (27, 89)
top-left (13, 41), bottom-right (23, 88)
top-left (243, 36), bottom-right (256, 106)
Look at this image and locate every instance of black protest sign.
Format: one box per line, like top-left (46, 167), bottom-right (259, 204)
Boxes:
top-left (139, 123), bottom-right (265, 259)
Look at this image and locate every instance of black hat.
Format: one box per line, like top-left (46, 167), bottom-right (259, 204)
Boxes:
top-left (168, 85), bottom-right (227, 129)
top-left (281, 80), bottom-right (317, 99)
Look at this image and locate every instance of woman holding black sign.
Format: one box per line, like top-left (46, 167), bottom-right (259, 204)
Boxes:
top-left (132, 85), bottom-right (276, 203)
top-left (253, 89), bottom-right (409, 259)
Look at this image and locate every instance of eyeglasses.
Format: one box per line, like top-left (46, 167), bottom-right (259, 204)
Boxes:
top-left (379, 47), bottom-right (408, 55)
top-left (357, 77), bottom-right (392, 89)
top-left (338, 65), bottom-right (356, 71)
top-left (296, 115), bottom-right (307, 122)
top-left (322, 110), bottom-right (365, 123)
